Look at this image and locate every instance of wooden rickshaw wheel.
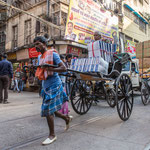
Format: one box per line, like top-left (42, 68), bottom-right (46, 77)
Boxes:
top-left (70, 79), bottom-right (93, 115)
top-left (107, 89), bottom-right (116, 108)
top-left (115, 73), bottom-right (134, 121)
top-left (141, 80), bottom-right (150, 105)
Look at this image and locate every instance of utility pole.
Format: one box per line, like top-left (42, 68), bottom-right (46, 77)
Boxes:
top-left (142, 42), bottom-right (144, 78)
top-left (47, 0), bottom-right (50, 18)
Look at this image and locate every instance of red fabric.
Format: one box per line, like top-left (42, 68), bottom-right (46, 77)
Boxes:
top-left (35, 50), bottom-right (55, 80)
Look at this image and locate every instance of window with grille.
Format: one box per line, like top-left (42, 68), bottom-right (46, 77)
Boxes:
top-left (139, 19), bottom-right (146, 33)
top-left (0, 31), bottom-right (5, 43)
top-left (12, 25), bottom-right (18, 48)
top-left (124, 7), bottom-right (132, 20)
top-left (61, 12), bottom-right (67, 25)
top-left (24, 19), bottom-right (31, 45)
top-left (124, 6), bottom-right (147, 33)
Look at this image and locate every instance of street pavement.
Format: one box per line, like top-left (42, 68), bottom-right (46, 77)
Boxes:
top-left (0, 91), bottom-right (150, 150)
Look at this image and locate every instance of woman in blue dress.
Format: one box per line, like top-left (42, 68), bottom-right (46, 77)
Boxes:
top-left (34, 36), bottom-right (72, 145)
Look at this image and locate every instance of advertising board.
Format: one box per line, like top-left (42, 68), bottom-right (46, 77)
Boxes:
top-left (65, 0), bottom-right (119, 45)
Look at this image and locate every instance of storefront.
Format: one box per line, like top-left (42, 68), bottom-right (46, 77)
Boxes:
top-left (66, 45), bottom-right (87, 58)
top-left (7, 52), bottom-right (17, 63)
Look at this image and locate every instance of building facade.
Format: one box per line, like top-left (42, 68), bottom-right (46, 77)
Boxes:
top-left (5, 0), bottom-right (150, 61)
top-left (5, 0), bottom-right (87, 63)
top-left (122, 0), bottom-right (150, 43)
top-left (0, 0), bottom-right (7, 54)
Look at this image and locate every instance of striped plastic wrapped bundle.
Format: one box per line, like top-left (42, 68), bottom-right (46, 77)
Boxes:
top-left (70, 57), bottom-right (108, 75)
top-left (88, 40), bottom-right (117, 62)
top-left (70, 58), bottom-right (76, 70)
top-left (88, 41), bottom-right (101, 58)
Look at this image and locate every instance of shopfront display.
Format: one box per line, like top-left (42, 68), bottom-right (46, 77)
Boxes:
top-left (7, 52), bottom-right (17, 61)
top-left (67, 46), bottom-right (87, 57)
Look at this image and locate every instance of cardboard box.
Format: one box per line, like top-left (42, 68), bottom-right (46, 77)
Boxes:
top-left (139, 58), bottom-right (150, 69)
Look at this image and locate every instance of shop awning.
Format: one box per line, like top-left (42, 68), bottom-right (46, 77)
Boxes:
top-left (124, 4), bottom-right (148, 24)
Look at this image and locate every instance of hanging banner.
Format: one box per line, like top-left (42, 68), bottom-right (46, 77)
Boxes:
top-left (125, 40), bottom-right (136, 59)
top-left (64, 0), bottom-right (119, 45)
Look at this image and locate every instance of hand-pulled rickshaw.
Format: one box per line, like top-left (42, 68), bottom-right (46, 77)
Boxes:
top-left (67, 53), bottom-right (134, 121)
top-left (44, 47), bottom-right (134, 121)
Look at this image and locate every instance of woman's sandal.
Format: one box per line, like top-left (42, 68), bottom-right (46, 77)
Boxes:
top-left (65, 115), bottom-right (73, 131)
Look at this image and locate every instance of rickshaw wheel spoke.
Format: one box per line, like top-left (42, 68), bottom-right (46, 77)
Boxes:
top-left (116, 74), bottom-right (134, 121)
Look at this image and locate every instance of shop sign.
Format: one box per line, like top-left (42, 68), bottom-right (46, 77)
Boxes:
top-left (67, 46), bottom-right (82, 56)
top-left (7, 53), bottom-right (16, 60)
top-left (28, 47), bottom-right (41, 58)
top-left (16, 49), bottom-right (29, 60)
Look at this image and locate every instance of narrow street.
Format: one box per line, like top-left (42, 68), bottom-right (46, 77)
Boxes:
top-left (0, 91), bottom-right (150, 150)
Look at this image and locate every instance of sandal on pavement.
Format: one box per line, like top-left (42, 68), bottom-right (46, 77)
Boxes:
top-left (65, 115), bottom-right (73, 131)
top-left (42, 136), bottom-right (57, 145)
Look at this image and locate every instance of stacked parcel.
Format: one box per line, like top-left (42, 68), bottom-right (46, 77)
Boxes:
top-left (70, 40), bottom-right (117, 75)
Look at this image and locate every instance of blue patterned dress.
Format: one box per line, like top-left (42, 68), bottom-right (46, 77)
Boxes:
top-left (38, 52), bottom-right (68, 117)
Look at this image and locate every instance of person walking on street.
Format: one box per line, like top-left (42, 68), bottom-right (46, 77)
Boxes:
top-left (34, 36), bottom-right (72, 145)
top-left (0, 54), bottom-right (13, 104)
top-left (65, 54), bottom-right (73, 96)
top-left (13, 67), bottom-right (21, 92)
top-left (59, 54), bottom-right (70, 115)
top-left (19, 69), bottom-right (26, 91)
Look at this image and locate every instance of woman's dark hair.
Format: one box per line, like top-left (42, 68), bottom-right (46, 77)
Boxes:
top-left (33, 36), bottom-right (48, 45)
top-left (66, 54), bottom-right (72, 60)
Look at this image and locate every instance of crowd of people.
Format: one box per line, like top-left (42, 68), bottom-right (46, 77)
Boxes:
top-left (12, 66), bottom-right (27, 92)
